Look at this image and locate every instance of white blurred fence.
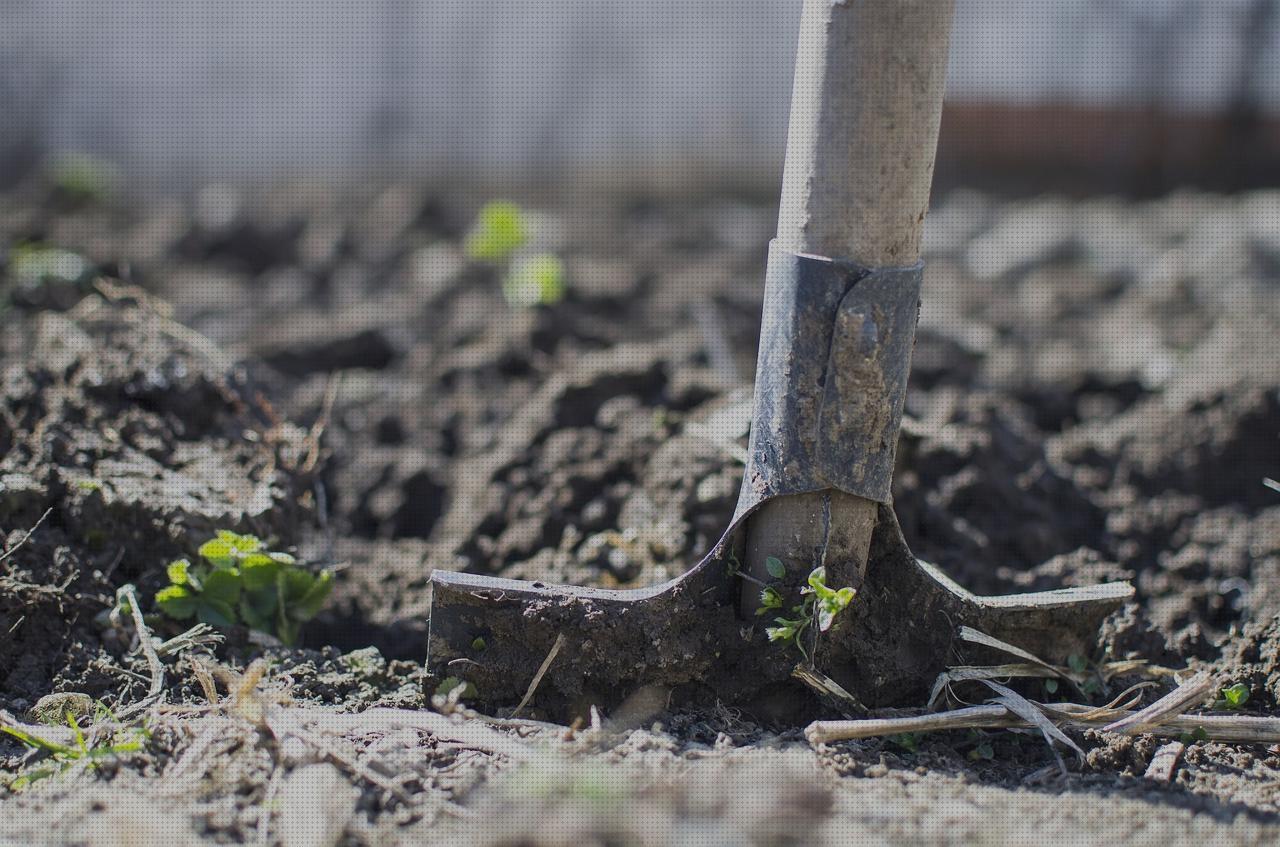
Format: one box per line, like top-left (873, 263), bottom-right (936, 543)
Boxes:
top-left (2, 0), bottom-right (1277, 187)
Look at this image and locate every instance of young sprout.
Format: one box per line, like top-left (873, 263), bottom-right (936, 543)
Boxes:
top-left (1219, 683), bottom-right (1251, 710)
top-left (465, 200), bottom-right (528, 262)
top-left (155, 530), bottom-right (332, 645)
top-left (48, 153), bottom-right (119, 204)
top-left (762, 564), bottom-right (857, 665)
top-left (503, 253), bottom-right (566, 307)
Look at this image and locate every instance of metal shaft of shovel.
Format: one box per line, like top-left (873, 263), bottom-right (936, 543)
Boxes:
top-left (742, 0), bottom-right (955, 610)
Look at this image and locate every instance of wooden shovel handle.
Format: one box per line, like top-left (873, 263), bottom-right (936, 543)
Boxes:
top-left (776, 0), bottom-right (953, 266)
top-left (744, 0), bottom-right (953, 611)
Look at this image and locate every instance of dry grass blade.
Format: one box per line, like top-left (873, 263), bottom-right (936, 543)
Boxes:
top-left (928, 663), bottom-right (1059, 709)
top-left (1102, 672), bottom-right (1215, 735)
top-left (0, 507), bottom-right (53, 564)
top-left (957, 626), bottom-right (1063, 676)
top-left (510, 633), bottom-right (566, 719)
top-left (114, 584), bottom-right (166, 720)
top-left (793, 665), bottom-right (866, 715)
top-left (807, 700), bottom-right (1280, 748)
top-left (981, 680), bottom-right (1084, 771)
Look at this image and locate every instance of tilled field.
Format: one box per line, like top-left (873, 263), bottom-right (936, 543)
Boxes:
top-left (1, 181), bottom-right (1279, 845)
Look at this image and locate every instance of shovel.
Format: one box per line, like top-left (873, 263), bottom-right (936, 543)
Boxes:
top-left (427, 0), bottom-right (1133, 716)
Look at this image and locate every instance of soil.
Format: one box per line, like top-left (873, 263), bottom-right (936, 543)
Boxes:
top-left (0, 182), bottom-right (1279, 845)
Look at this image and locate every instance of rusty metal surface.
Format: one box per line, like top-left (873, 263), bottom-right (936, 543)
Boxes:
top-left (743, 244), bottom-right (921, 508)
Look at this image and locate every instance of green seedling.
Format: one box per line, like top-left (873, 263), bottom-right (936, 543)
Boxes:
top-left (435, 676), bottom-right (478, 701)
top-left (892, 732), bottom-right (919, 753)
top-left (966, 729), bottom-right (995, 761)
top-left (7, 242), bottom-right (90, 286)
top-left (2, 711), bottom-right (146, 791)
top-left (1218, 683), bottom-right (1251, 710)
top-left (155, 530), bottom-right (332, 646)
top-left (764, 565), bottom-right (857, 665)
top-left (756, 587), bottom-right (783, 615)
top-left (503, 253), bottom-right (566, 307)
top-left (47, 153), bottom-right (119, 203)
top-left (1180, 725), bottom-right (1210, 745)
top-left (465, 200), bottom-right (528, 262)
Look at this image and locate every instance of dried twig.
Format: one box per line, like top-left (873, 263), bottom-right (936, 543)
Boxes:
top-left (806, 700), bottom-right (1280, 746)
top-left (510, 633), bottom-right (566, 719)
top-left (1144, 741), bottom-right (1186, 783)
top-left (792, 665), bottom-right (866, 715)
top-left (981, 680), bottom-right (1083, 772)
top-left (0, 507), bottom-right (53, 564)
top-left (114, 585), bottom-right (165, 720)
top-left (1102, 672), bottom-right (1215, 735)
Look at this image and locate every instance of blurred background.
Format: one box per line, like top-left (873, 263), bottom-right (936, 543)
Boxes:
top-left (3, 0), bottom-right (1279, 195)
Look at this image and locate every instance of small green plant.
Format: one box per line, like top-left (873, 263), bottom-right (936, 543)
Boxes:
top-left (756, 586), bottom-right (783, 615)
top-left (965, 729), bottom-right (995, 761)
top-left (155, 530), bottom-right (332, 646)
top-left (1180, 725), bottom-right (1210, 745)
top-left (7, 242), bottom-right (90, 286)
top-left (763, 565), bottom-right (856, 664)
top-left (892, 732), bottom-right (919, 753)
top-left (503, 253), bottom-right (566, 307)
top-left (1218, 683), bottom-right (1251, 710)
top-left (2, 710), bottom-right (146, 791)
top-left (465, 200), bottom-right (528, 262)
top-left (47, 153), bottom-right (119, 203)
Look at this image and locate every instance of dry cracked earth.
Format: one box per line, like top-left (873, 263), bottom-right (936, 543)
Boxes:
top-left (0, 178), bottom-right (1279, 845)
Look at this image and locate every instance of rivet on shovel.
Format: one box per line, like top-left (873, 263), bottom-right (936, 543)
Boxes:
top-left (427, 0), bottom-right (1133, 717)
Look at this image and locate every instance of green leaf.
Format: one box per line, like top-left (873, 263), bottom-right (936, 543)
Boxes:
top-left (1221, 683), bottom-right (1250, 709)
top-left (1067, 654), bottom-right (1089, 674)
top-left (1180, 725), bottom-right (1210, 744)
top-left (289, 571), bottom-right (333, 622)
top-left (215, 530), bottom-right (262, 552)
top-left (766, 617), bottom-right (805, 643)
top-left (240, 553), bottom-right (281, 591)
top-left (239, 590), bottom-right (277, 632)
top-left (201, 568), bottom-right (243, 605)
top-left (1, 724), bottom-right (75, 756)
top-left (279, 568), bottom-right (315, 604)
top-left (806, 566), bottom-right (839, 601)
top-left (464, 200), bottom-right (528, 262)
top-left (267, 551), bottom-right (297, 565)
top-left (166, 559), bottom-right (191, 585)
top-left (471, 637), bottom-right (487, 652)
top-left (765, 556), bottom-right (786, 580)
top-left (968, 741), bottom-right (995, 761)
top-left (435, 676), bottom-right (477, 700)
top-left (198, 538), bottom-right (238, 568)
top-left (757, 587), bottom-right (783, 615)
top-left (155, 585), bottom-right (197, 620)
top-left (503, 253), bottom-right (566, 308)
top-left (1044, 678), bottom-right (1059, 695)
top-left (814, 584), bottom-right (855, 632)
top-left (196, 598), bottom-right (237, 628)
